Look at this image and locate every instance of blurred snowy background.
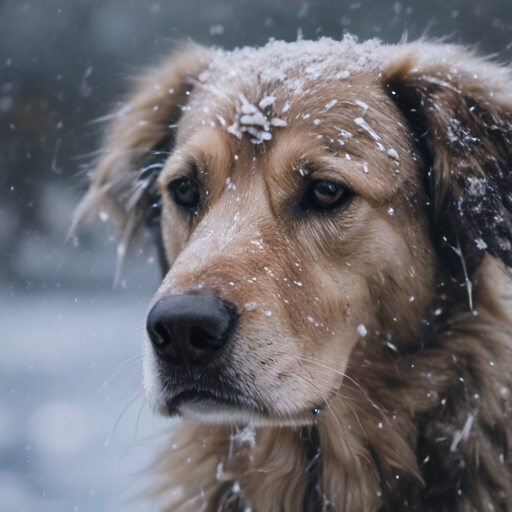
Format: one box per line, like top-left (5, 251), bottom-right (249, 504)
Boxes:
top-left (2, 0), bottom-right (512, 510)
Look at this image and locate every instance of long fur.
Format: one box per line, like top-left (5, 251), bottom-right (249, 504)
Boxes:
top-left (77, 37), bottom-right (512, 511)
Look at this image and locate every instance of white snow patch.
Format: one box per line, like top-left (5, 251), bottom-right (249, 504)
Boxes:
top-left (270, 117), bottom-right (287, 127)
top-left (231, 425), bottom-right (256, 447)
top-left (386, 341), bottom-right (398, 352)
top-left (259, 96), bottom-right (276, 109)
top-left (227, 123), bottom-right (242, 139)
top-left (357, 324), bottom-right (367, 337)
top-left (336, 70), bottom-right (350, 79)
top-left (387, 148), bottom-right (399, 160)
top-left (467, 176), bottom-right (487, 196)
top-left (475, 238), bottom-right (487, 250)
top-left (354, 117), bottom-right (381, 141)
top-left (240, 112), bottom-right (269, 130)
top-left (355, 100), bottom-right (369, 113)
top-left (450, 413), bottom-right (475, 452)
top-left (323, 99), bottom-right (338, 111)
top-left (225, 93), bottom-right (288, 144)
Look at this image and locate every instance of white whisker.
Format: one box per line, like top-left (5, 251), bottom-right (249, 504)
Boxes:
top-left (98, 355), bottom-right (143, 391)
top-left (105, 390), bottom-right (144, 447)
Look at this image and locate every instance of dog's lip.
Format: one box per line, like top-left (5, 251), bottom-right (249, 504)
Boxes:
top-left (163, 388), bottom-right (318, 426)
top-left (166, 388), bottom-right (249, 415)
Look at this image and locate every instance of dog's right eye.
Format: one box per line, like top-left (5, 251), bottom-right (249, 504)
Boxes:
top-left (168, 178), bottom-right (200, 211)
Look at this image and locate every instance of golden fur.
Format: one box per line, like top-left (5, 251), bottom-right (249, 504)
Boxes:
top-left (77, 37), bottom-right (512, 511)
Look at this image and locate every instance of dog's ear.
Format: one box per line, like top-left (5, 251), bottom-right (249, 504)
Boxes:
top-left (74, 43), bottom-right (214, 277)
top-left (384, 43), bottom-right (512, 273)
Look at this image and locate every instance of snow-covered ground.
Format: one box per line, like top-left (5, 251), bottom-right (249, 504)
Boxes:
top-left (0, 289), bottom-right (178, 512)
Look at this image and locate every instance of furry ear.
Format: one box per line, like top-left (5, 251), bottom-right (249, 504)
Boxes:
top-left (74, 43), bottom-right (214, 278)
top-left (384, 43), bottom-right (512, 273)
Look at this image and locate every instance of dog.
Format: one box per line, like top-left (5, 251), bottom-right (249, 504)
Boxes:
top-left (76, 36), bottom-right (512, 511)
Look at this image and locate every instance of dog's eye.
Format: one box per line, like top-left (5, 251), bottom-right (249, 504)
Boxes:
top-left (307, 180), bottom-right (350, 210)
top-left (169, 178), bottom-right (200, 210)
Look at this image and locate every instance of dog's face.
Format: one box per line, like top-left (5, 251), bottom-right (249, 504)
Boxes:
top-left (81, 39), bottom-right (512, 427)
top-left (142, 44), bottom-right (438, 426)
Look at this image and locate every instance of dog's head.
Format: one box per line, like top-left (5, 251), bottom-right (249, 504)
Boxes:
top-left (79, 38), bottom-right (512, 426)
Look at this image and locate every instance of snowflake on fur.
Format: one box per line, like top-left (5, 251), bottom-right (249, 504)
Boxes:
top-left (226, 93), bottom-right (287, 144)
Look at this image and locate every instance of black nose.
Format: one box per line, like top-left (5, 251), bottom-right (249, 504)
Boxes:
top-left (146, 293), bottom-right (237, 369)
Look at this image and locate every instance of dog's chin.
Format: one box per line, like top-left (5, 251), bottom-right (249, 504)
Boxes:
top-left (160, 391), bottom-right (315, 427)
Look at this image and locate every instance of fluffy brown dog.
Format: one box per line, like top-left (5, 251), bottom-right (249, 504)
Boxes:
top-left (77, 37), bottom-right (512, 511)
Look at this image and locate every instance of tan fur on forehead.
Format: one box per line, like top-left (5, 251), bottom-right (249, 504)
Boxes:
top-left (79, 37), bottom-right (512, 512)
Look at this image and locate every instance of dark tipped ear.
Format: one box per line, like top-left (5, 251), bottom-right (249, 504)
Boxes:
top-left (74, 43), bottom-right (214, 278)
top-left (383, 43), bottom-right (512, 273)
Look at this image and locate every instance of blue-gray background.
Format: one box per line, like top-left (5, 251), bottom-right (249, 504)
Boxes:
top-left (2, 1), bottom-right (512, 510)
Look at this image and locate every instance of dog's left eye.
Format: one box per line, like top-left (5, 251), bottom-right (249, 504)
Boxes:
top-left (168, 178), bottom-right (200, 210)
top-left (307, 180), bottom-right (351, 210)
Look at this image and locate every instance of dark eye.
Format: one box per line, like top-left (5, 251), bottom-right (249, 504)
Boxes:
top-left (168, 178), bottom-right (200, 210)
top-left (306, 180), bottom-right (351, 211)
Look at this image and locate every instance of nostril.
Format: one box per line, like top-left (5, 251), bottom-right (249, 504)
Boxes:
top-left (189, 327), bottom-right (224, 351)
top-left (151, 322), bottom-right (171, 347)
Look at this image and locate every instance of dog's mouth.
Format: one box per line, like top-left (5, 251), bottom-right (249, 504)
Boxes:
top-left (164, 387), bottom-right (270, 424)
top-left (167, 389), bottom-right (246, 414)
top-left (162, 386), bottom-right (319, 426)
